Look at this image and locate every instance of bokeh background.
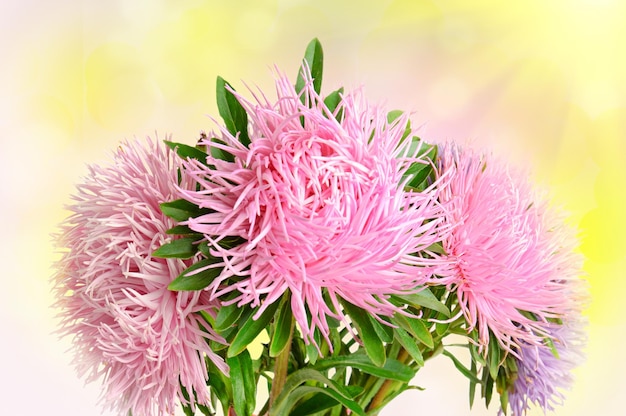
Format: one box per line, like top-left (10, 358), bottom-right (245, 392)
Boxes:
top-left (1, 0), bottom-right (624, 414)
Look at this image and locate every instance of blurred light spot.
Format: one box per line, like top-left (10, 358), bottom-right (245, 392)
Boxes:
top-left (26, 94), bottom-right (76, 142)
top-left (427, 77), bottom-right (469, 119)
top-left (235, 8), bottom-right (276, 52)
top-left (380, 0), bottom-right (441, 28)
top-left (580, 169), bottom-right (626, 263)
top-left (574, 80), bottom-right (622, 118)
top-left (143, 7), bottom-right (234, 104)
top-left (438, 17), bottom-right (476, 53)
top-left (85, 42), bottom-right (156, 129)
top-left (118, 0), bottom-right (165, 22)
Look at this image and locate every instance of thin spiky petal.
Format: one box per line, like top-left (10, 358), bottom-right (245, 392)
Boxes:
top-left (437, 144), bottom-right (584, 353)
top-left (179, 71), bottom-right (449, 344)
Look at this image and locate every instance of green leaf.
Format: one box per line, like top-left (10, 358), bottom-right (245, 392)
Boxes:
top-left (167, 256), bottom-right (223, 291)
top-left (197, 241), bottom-right (211, 257)
top-left (340, 300), bottom-right (386, 367)
top-left (499, 389), bottom-right (509, 414)
top-left (196, 404), bottom-right (213, 416)
top-left (313, 354), bottom-right (415, 383)
top-left (387, 110), bottom-right (412, 144)
top-left (215, 302), bottom-right (245, 332)
top-left (228, 301), bottom-right (280, 357)
top-left (178, 386), bottom-right (195, 416)
top-left (159, 199), bottom-right (204, 222)
top-left (276, 385), bottom-right (365, 416)
top-left (369, 315), bottom-right (394, 343)
top-left (545, 336), bottom-right (560, 359)
top-left (482, 366), bottom-right (494, 407)
top-left (269, 294), bottom-right (294, 357)
top-left (323, 87), bottom-right (344, 119)
top-left (305, 328), bottom-right (321, 365)
top-left (227, 350), bottom-right (256, 416)
top-left (392, 287), bottom-right (451, 317)
top-left (398, 139), bottom-right (438, 190)
top-left (469, 358), bottom-right (477, 409)
top-left (208, 360), bottom-right (231, 416)
top-left (290, 386), bottom-right (363, 416)
top-left (209, 137), bottom-right (235, 163)
top-left (393, 327), bottom-right (424, 367)
top-left (296, 38), bottom-right (324, 98)
top-left (152, 237), bottom-right (197, 259)
top-left (217, 235), bottom-right (247, 250)
top-left (164, 140), bottom-right (208, 162)
top-left (393, 314), bottom-right (434, 349)
top-left (435, 321), bottom-right (449, 336)
top-left (488, 334), bottom-right (501, 380)
top-left (270, 368), bottom-right (364, 416)
top-left (216, 76), bottom-right (250, 147)
top-left (165, 225), bottom-right (198, 236)
top-left (442, 349), bottom-right (480, 384)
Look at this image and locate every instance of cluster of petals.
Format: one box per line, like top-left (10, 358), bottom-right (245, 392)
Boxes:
top-left (53, 139), bottom-right (226, 416)
top-left (436, 144), bottom-right (584, 353)
top-left (178, 72), bottom-right (448, 343)
top-left (503, 309), bottom-right (587, 415)
top-left (502, 266), bottom-right (588, 415)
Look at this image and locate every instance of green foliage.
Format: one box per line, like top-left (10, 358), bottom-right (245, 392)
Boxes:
top-left (442, 350), bottom-right (481, 384)
top-left (270, 369), bottom-right (365, 416)
top-left (391, 287), bottom-right (451, 317)
top-left (152, 237), bottom-right (197, 259)
top-left (216, 76), bottom-right (250, 147)
top-left (323, 87), bottom-right (344, 120)
top-left (164, 140), bottom-right (209, 163)
top-left (269, 293), bottom-right (295, 357)
top-left (296, 38), bottom-right (324, 99)
top-left (387, 110), bottom-right (412, 144)
top-left (160, 198), bottom-right (208, 222)
top-left (392, 314), bottom-right (434, 349)
top-left (340, 300), bottom-right (386, 367)
top-left (401, 138), bottom-right (439, 191)
top-left (227, 350), bottom-right (256, 416)
top-left (313, 354), bottom-right (416, 383)
top-left (228, 301), bottom-right (280, 358)
top-left (149, 39), bottom-right (535, 416)
top-left (167, 256), bottom-right (223, 291)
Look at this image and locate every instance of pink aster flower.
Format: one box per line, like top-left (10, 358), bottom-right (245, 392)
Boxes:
top-left (53, 139), bottom-right (227, 416)
top-left (178, 71), bottom-right (448, 343)
top-left (436, 144), bottom-right (583, 353)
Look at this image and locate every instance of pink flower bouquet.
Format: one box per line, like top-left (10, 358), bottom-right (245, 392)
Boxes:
top-left (54, 39), bottom-right (587, 416)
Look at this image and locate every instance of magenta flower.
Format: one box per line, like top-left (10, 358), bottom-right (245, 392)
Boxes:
top-left (436, 144), bottom-right (583, 353)
top-left (178, 72), bottom-right (447, 343)
top-left (53, 139), bottom-right (227, 416)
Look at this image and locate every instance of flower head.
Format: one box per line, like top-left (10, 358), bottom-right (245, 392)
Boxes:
top-left (178, 72), bottom-right (447, 343)
top-left (503, 312), bottom-right (587, 415)
top-left (437, 144), bottom-right (583, 353)
top-left (53, 139), bottom-right (227, 416)
top-left (502, 273), bottom-right (587, 414)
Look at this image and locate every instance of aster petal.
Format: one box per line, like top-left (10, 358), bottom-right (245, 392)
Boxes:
top-left (178, 70), bottom-right (449, 346)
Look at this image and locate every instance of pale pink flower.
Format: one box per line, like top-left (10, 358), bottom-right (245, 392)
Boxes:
top-left (178, 72), bottom-right (447, 343)
top-left (53, 139), bottom-right (227, 416)
top-left (436, 144), bottom-right (583, 353)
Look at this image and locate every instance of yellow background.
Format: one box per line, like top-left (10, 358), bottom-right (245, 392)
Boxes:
top-left (1, 0), bottom-right (624, 414)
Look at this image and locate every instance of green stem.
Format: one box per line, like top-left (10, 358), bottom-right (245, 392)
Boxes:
top-left (367, 349), bottom-right (409, 413)
top-left (268, 319), bottom-right (295, 409)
